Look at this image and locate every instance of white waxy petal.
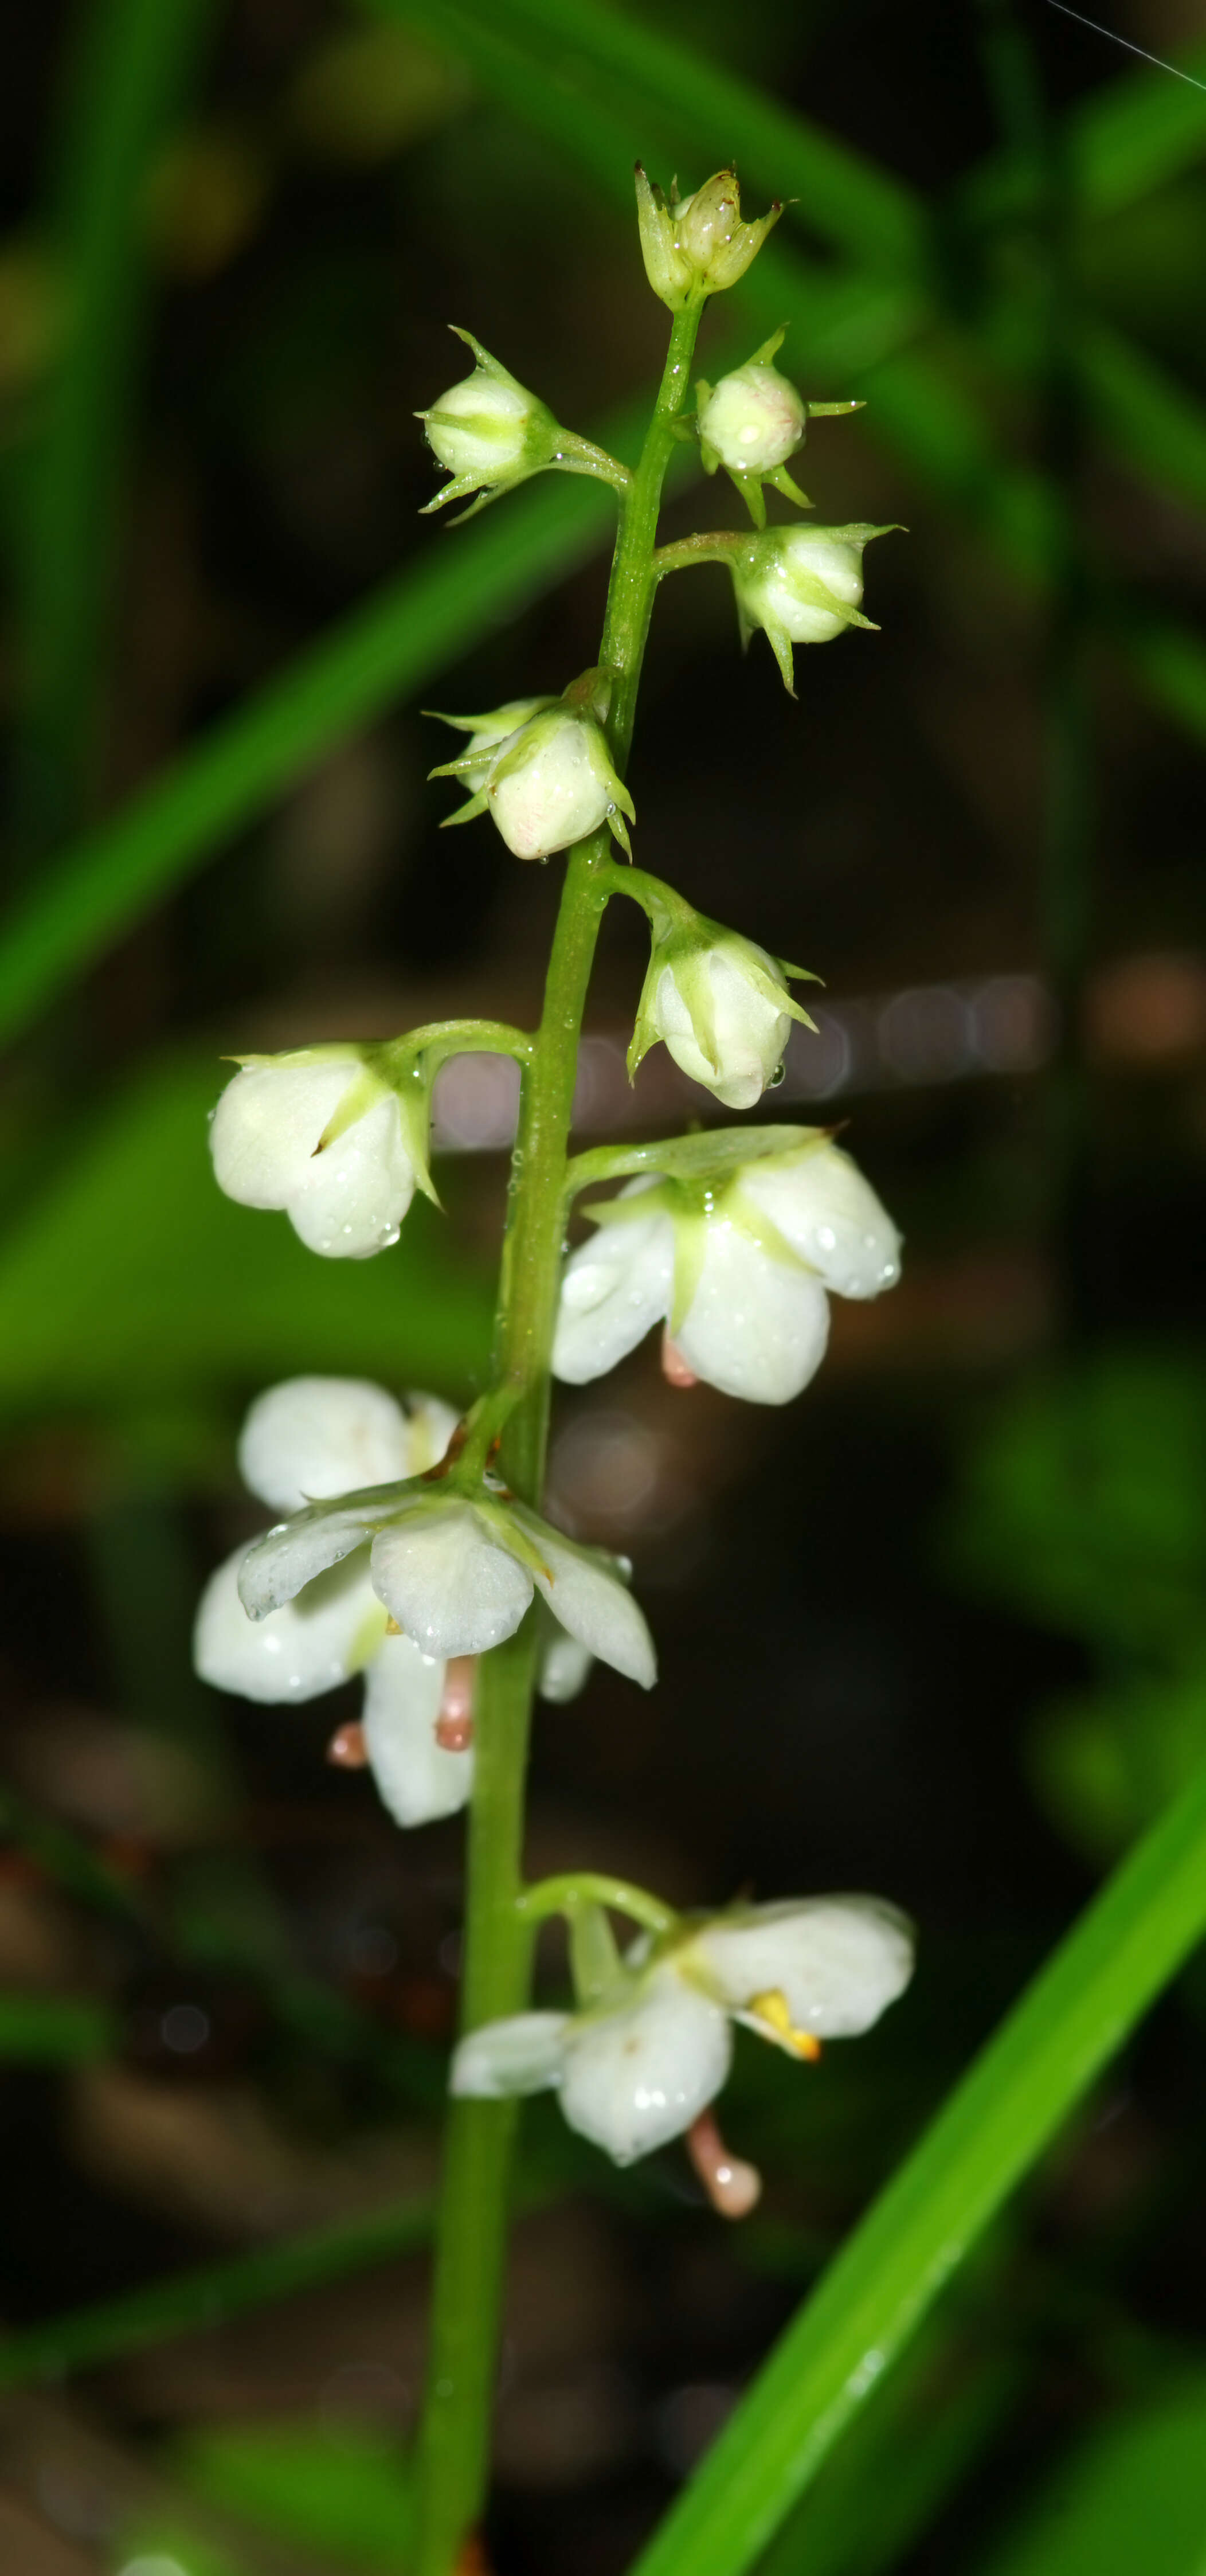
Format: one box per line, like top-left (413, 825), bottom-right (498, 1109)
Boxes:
top-left (237, 1503), bottom-right (380, 1620)
top-left (754, 530), bottom-right (866, 643)
top-left (692, 1897), bottom-right (914, 2038)
top-left (742, 1142), bottom-right (902, 1299)
top-left (488, 720), bottom-right (619, 862)
top-left (700, 364), bottom-right (805, 476)
top-left (370, 1504), bottom-right (533, 1658)
top-left (451, 2011), bottom-right (571, 2098)
top-left (552, 1207), bottom-right (675, 1385)
top-left (238, 1377), bottom-right (412, 1514)
top-left (360, 1634), bottom-right (472, 1827)
top-left (656, 953), bottom-right (790, 1110)
top-left (523, 1523), bottom-right (656, 1690)
top-left (195, 1547), bottom-right (384, 1703)
top-left (210, 1060), bottom-right (361, 1209)
top-left (537, 1615), bottom-right (593, 1705)
top-left (426, 374), bottom-right (530, 478)
top-left (559, 1968), bottom-right (731, 2164)
top-left (676, 1220), bottom-right (831, 1405)
top-left (402, 1394), bottom-right (461, 1476)
top-left (287, 1090), bottom-right (416, 1260)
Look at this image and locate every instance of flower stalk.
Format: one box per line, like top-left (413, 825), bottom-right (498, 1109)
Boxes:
top-left (410, 295), bottom-right (706, 2576)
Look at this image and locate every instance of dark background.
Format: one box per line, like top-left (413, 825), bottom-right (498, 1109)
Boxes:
top-left (2, 1), bottom-right (1205, 2570)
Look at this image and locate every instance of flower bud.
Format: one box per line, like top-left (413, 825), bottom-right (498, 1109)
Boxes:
top-left (210, 1046), bottom-right (433, 1258)
top-left (421, 697), bottom-right (557, 822)
top-left (629, 909), bottom-right (817, 1111)
top-left (731, 522), bottom-right (898, 694)
top-left (635, 165), bottom-right (781, 311)
top-left (416, 333), bottom-right (549, 518)
top-left (429, 678), bottom-right (635, 861)
top-left (699, 354), bottom-right (804, 481)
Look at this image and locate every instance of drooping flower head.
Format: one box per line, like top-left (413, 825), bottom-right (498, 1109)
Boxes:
top-left (695, 327), bottom-right (864, 530)
top-left (629, 897), bottom-right (819, 1111)
top-left (210, 1045), bottom-right (434, 1260)
top-left (554, 1128), bottom-right (902, 1406)
top-left (194, 1377), bottom-right (637, 1828)
top-left (453, 1894), bottom-right (914, 2166)
top-left (429, 668), bottom-right (635, 862)
top-left (730, 522), bottom-right (900, 695)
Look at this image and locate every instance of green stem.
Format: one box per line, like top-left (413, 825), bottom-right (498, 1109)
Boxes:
top-left (412, 297), bottom-right (703, 2575)
top-left (518, 1872), bottom-right (679, 1937)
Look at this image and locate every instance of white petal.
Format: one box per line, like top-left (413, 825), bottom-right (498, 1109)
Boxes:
top-left (523, 1524), bottom-right (656, 1690)
top-left (657, 955), bottom-right (789, 1112)
top-left (370, 1504), bottom-right (532, 1657)
top-left (559, 1968), bottom-right (731, 2164)
top-left (210, 1061), bottom-right (361, 1207)
top-left (742, 1142), bottom-right (902, 1299)
top-left (195, 1547), bottom-right (383, 1703)
top-left (451, 2011), bottom-right (571, 2098)
top-left (692, 1897), bottom-right (915, 2037)
top-left (402, 1394), bottom-right (461, 1475)
top-left (288, 1092), bottom-right (416, 1260)
top-left (237, 1504), bottom-right (379, 1619)
top-left (238, 1377), bottom-right (412, 1514)
top-left (536, 1609), bottom-right (593, 1705)
top-left (677, 1220), bottom-right (831, 1405)
top-left (361, 1635), bottom-right (472, 1826)
top-left (552, 1208), bottom-right (675, 1385)
top-left (488, 720), bottom-right (615, 862)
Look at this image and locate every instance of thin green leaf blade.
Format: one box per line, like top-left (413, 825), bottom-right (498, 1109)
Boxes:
top-left (629, 1760), bottom-right (1206, 2576)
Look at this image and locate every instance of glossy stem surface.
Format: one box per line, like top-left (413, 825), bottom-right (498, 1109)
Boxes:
top-left (412, 295), bottom-right (702, 2575)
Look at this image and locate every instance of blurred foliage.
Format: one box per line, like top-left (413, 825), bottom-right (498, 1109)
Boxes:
top-left (970, 2374), bottom-right (1206, 2576)
top-left (175, 2419), bottom-right (415, 2568)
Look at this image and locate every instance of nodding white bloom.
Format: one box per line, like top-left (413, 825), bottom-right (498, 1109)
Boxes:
top-left (730, 522), bottom-right (899, 695)
top-left (553, 1132), bottom-right (902, 1406)
top-left (194, 1378), bottom-right (613, 1828)
top-left (429, 689), bottom-right (635, 863)
top-left (417, 329), bottom-right (625, 523)
top-left (453, 1894), bottom-right (914, 2167)
top-left (635, 166), bottom-right (781, 310)
top-left (416, 331), bottom-right (554, 520)
top-left (421, 698), bottom-right (557, 824)
top-left (210, 1047), bottom-right (433, 1260)
top-left (695, 330), bottom-right (862, 530)
top-left (629, 917), bottom-right (817, 1111)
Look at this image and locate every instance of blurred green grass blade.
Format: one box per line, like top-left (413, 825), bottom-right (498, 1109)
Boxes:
top-left (0, 467), bottom-right (617, 1051)
top-left (177, 2421), bottom-right (415, 2570)
top-left (970, 2375), bottom-right (1206, 2576)
top-left (0, 2195), bottom-right (431, 2393)
top-left (758, 2324), bottom-right (1021, 2576)
top-left (629, 1759), bottom-right (1206, 2576)
top-left (0, 1055), bottom-right (493, 1413)
top-left (1081, 325), bottom-right (1206, 517)
top-left (1125, 619), bottom-right (1206, 745)
top-left (1069, 44), bottom-right (1206, 219)
top-left (0, 1991), bottom-right (112, 2062)
top-left (394, 0), bottom-right (925, 276)
top-left (15, 0), bottom-right (213, 857)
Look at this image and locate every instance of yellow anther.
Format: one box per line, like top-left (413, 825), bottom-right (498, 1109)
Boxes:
top-left (385, 1615), bottom-right (404, 1636)
top-left (749, 1988), bottom-right (821, 2061)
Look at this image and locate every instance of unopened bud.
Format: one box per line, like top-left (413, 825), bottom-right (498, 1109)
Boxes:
top-left (430, 677), bottom-right (635, 861)
top-left (635, 165), bottom-right (781, 311)
top-left (629, 901), bottom-right (817, 1108)
top-left (730, 522), bottom-right (898, 694)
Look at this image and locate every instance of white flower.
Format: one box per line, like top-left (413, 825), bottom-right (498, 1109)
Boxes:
top-left (429, 675), bottom-right (635, 862)
top-left (630, 922), bottom-right (816, 1112)
top-left (210, 1050), bottom-right (431, 1260)
top-left (635, 166), bottom-right (781, 310)
top-left (416, 331), bottom-right (553, 519)
top-left (731, 522), bottom-right (897, 694)
top-left (194, 1377), bottom-right (610, 1829)
top-left (553, 1135), bottom-right (902, 1406)
top-left (421, 697), bottom-right (557, 823)
top-left (452, 1894), bottom-right (914, 2166)
top-left (698, 359), bottom-right (805, 480)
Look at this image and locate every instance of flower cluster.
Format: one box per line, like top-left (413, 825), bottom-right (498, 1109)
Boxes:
top-left (554, 1131), bottom-right (901, 1405)
top-left (195, 1375), bottom-right (655, 1827)
top-left (454, 1895), bottom-right (914, 2165)
top-left (197, 163), bottom-right (916, 2218)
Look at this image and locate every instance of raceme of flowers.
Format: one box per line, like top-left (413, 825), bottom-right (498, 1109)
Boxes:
top-left (554, 1132), bottom-right (902, 1405)
top-left (194, 1377), bottom-right (651, 1827)
top-left (453, 1895), bottom-right (915, 2164)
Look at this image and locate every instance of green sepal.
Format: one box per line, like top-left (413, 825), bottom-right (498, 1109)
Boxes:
top-left (765, 460), bottom-right (813, 510)
top-left (438, 789), bottom-right (489, 828)
top-left (569, 1903), bottom-right (625, 2008)
top-left (668, 1207), bottom-right (709, 1336)
top-left (576, 1123), bottom-right (827, 1199)
top-left (472, 1494), bottom-right (553, 1582)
